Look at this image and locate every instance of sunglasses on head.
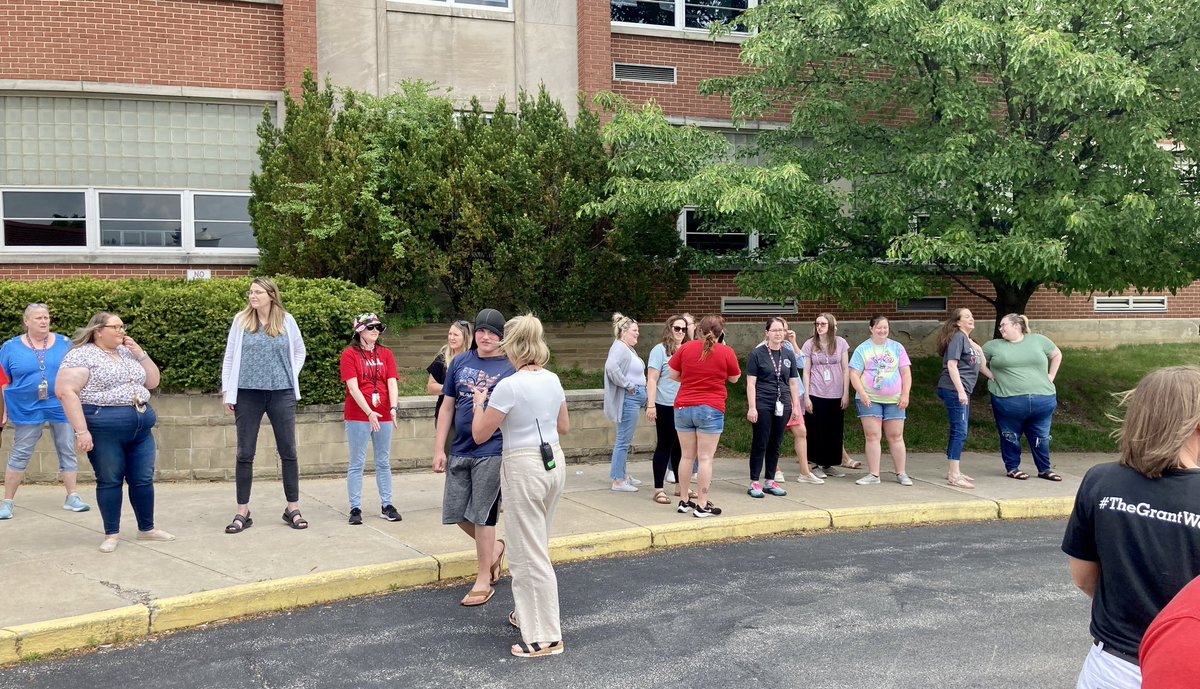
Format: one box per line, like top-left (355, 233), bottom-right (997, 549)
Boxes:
top-left (364, 324), bottom-right (386, 332)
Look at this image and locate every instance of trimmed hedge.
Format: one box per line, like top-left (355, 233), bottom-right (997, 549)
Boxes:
top-left (0, 277), bottom-right (384, 405)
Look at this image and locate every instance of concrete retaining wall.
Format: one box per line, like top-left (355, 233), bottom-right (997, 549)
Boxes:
top-left (13, 391), bottom-right (651, 483)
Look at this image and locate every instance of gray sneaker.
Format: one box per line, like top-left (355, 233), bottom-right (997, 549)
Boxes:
top-left (823, 465), bottom-right (846, 478)
top-left (809, 464), bottom-right (827, 479)
top-left (855, 474), bottom-right (881, 485)
top-left (896, 473), bottom-right (914, 486)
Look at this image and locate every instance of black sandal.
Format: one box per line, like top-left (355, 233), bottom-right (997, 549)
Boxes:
top-left (225, 513), bottom-right (252, 534)
top-left (1038, 471), bottom-right (1063, 482)
top-left (282, 509), bottom-right (309, 530)
top-left (1006, 470), bottom-right (1030, 480)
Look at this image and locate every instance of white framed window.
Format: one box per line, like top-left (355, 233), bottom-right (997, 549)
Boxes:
top-left (0, 188), bottom-right (256, 255)
top-left (1094, 296), bottom-right (1168, 313)
top-left (896, 296), bottom-right (948, 313)
top-left (400, 0), bottom-right (511, 10)
top-left (678, 207), bottom-right (757, 253)
top-left (612, 0), bottom-right (756, 33)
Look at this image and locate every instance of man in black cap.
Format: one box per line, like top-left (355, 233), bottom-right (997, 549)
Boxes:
top-left (433, 308), bottom-right (515, 606)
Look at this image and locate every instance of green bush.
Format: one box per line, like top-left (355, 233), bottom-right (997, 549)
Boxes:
top-left (0, 277), bottom-right (384, 405)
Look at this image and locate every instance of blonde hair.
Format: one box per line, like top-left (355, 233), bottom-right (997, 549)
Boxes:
top-left (1112, 366), bottom-right (1200, 479)
top-left (500, 313), bottom-right (551, 368)
top-left (434, 320), bottom-right (472, 370)
top-left (697, 314), bottom-right (726, 360)
top-left (809, 312), bottom-right (838, 354)
top-left (1000, 313), bottom-right (1030, 334)
top-left (237, 277), bottom-right (287, 337)
top-left (936, 308), bottom-right (971, 356)
top-left (611, 312), bottom-right (637, 340)
top-left (72, 311), bottom-right (119, 347)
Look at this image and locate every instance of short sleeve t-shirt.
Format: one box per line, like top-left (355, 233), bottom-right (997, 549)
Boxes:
top-left (442, 350), bottom-right (516, 457)
top-left (746, 344), bottom-right (800, 409)
top-left (983, 334), bottom-right (1057, 398)
top-left (487, 369), bottom-right (565, 450)
top-left (1140, 575), bottom-right (1200, 687)
top-left (668, 340), bottom-right (741, 413)
top-left (937, 331), bottom-right (981, 394)
top-left (340, 346), bottom-right (399, 422)
top-left (647, 343), bottom-right (681, 407)
top-left (1061, 463), bottom-right (1200, 657)
top-left (0, 333), bottom-right (71, 424)
top-left (848, 339), bottom-right (911, 404)
top-left (801, 337), bottom-right (849, 400)
top-left (60, 344), bottom-right (151, 406)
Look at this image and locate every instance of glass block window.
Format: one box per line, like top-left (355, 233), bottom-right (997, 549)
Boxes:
top-left (194, 194), bottom-right (255, 249)
top-left (0, 96), bottom-right (271, 190)
top-left (99, 192), bottom-right (182, 248)
top-left (0, 191), bottom-right (87, 247)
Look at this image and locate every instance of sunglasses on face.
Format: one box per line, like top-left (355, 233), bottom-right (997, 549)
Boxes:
top-left (363, 324), bottom-right (386, 332)
top-left (672, 326), bottom-right (687, 333)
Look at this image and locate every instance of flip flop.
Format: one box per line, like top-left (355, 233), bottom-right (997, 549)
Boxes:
top-left (1038, 471), bottom-right (1063, 482)
top-left (460, 587), bottom-right (495, 607)
top-left (511, 640), bottom-right (564, 658)
top-left (508, 610), bottom-right (520, 629)
top-left (490, 540), bottom-right (506, 585)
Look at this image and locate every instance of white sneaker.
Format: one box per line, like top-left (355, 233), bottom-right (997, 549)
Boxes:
top-left (666, 469), bottom-right (677, 484)
top-left (809, 465), bottom-right (827, 479)
top-left (611, 480), bottom-right (638, 493)
top-left (773, 470), bottom-right (786, 483)
top-left (625, 475), bottom-right (643, 487)
top-left (796, 473), bottom-right (825, 485)
top-left (855, 474), bottom-right (881, 485)
top-left (896, 473), bottom-right (914, 486)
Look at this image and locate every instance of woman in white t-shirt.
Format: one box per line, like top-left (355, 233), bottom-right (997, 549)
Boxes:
top-left (471, 314), bottom-right (569, 659)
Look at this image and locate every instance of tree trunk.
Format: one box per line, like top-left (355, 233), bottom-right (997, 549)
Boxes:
top-left (989, 280), bottom-right (1040, 339)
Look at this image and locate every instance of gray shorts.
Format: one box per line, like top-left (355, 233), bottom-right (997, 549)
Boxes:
top-left (442, 454), bottom-right (502, 526)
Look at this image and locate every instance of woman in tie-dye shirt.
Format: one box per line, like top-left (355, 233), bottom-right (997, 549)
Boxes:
top-left (848, 316), bottom-right (913, 487)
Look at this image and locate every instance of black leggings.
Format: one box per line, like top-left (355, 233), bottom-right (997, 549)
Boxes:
top-left (234, 388), bottom-right (300, 504)
top-left (749, 403), bottom-right (789, 481)
top-left (651, 404), bottom-right (682, 489)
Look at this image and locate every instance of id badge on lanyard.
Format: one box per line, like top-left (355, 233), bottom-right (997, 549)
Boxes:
top-left (822, 368), bottom-right (832, 383)
top-left (371, 391), bottom-right (381, 408)
top-left (774, 399), bottom-right (784, 416)
top-left (37, 378), bottom-right (49, 401)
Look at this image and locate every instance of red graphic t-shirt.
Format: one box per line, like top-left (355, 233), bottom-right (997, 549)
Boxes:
top-left (668, 339), bottom-right (741, 413)
top-left (340, 346), bottom-right (399, 422)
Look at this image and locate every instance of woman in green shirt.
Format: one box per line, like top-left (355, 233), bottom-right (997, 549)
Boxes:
top-left (982, 314), bottom-right (1063, 481)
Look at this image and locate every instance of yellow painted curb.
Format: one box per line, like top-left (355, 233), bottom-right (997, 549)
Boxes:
top-left (829, 501), bottom-right (998, 529)
top-left (150, 557), bottom-right (439, 634)
top-left (0, 630), bottom-right (18, 665)
top-left (996, 496), bottom-right (1074, 520)
top-left (8, 605), bottom-right (149, 658)
top-left (434, 550), bottom-right (486, 582)
top-left (649, 510), bottom-right (832, 548)
top-left (549, 527), bottom-right (653, 565)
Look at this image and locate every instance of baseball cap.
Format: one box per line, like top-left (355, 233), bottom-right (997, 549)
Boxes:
top-left (475, 308), bottom-right (506, 337)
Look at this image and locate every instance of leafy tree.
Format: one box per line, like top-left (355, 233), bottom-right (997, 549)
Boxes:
top-left (612, 0), bottom-right (1200, 329)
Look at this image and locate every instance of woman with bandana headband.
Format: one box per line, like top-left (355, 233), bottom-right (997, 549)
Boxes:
top-left (342, 313), bottom-right (401, 525)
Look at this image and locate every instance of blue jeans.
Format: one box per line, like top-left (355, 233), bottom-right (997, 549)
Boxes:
top-left (990, 394), bottom-right (1056, 474)
top-left (83, 404), bottom-right (158, 535)
top-left (610, 385), bottom-right (646, 480)
top-left (674, 405), bottom-right (726, 434)
top-left (345, 421), bottom-right (394, 509)
top-left (7, 421), bottom-right (77, 472)
top-left (937, 388), bottom-right (970, 461)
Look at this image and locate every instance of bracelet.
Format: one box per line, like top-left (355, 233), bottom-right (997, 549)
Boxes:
top-left (137, 354), bottom-right (148, 362)
top-left (74, 430), bottom-right (90, 436)
top-left (473, 402), bottom-right (484, 409)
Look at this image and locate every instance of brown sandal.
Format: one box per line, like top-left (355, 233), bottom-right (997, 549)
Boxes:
top-left (490, 540), bottom-right (506, 584)
top-left (460, 587), bottom-right (494, 606)
top-left (653, 489), bottom-right (671, 504)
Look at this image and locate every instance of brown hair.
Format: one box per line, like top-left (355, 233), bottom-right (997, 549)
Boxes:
top-left (1000, 313), bottom-right (1030, 334)
top-left (72, 311), bottom-right (119, 347)
top-left (659, 314), bottom-right (689, 356)
top-left (697, 314), bottom-right (726, 360)
top-left (808, 312), bottom-right (838, 354)
top-left (237, 277), bottom-right (287, 337)
top-left (1112, 366), bottom-right (1200, 479)
top-left (936, 308), bottom-right (971, 356)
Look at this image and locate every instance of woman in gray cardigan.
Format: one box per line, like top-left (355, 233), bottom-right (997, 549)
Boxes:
top-left (604, 313), bottom-right (646, 492)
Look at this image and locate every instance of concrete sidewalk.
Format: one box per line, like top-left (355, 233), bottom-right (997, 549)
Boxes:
top-left (0, 451), bottom-right (1099, 663)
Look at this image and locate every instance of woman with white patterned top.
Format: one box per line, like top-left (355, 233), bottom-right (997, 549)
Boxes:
top-left (56, 312), bottom-right (174, 553)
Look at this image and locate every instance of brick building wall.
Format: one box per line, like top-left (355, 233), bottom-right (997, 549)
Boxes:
top-left (0, 264), bottom-right (253, 281)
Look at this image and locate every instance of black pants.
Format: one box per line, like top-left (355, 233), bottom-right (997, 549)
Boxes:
top-left (749, 403), bottom-right (789, 481)
top-left (804, 396), bottom-right (844, 468)
top-left (651, 403), bottom-right (682, 489)
top-left (234, 388), bottom-right (300, 504)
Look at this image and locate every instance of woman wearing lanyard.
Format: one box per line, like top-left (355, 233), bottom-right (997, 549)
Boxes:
top-left (603, 312), bottom-right (646, 492)
top-left (746, 318), bottom-right (801, 498)
top-left (340, 313), bottom-right (401, 527)
top-left (801, 313), bottom-right (851, 478)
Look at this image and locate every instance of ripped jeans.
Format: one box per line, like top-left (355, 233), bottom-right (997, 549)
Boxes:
top-left (990, 394), bottom-right (1056, 474)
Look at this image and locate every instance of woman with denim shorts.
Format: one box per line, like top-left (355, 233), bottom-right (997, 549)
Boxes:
top-left (982, 314), bottom-right (1063, 481)
top-left (604, 312), bottom-right (646, 493)
top-left (668, 315), bottom-right (741, 517)
top-left (935, 308), bottom-right (989, 489)
top-left (849, 316), bottom-right (913, 486)
top-left (56, 312), bottom-right (174, 553)
top-left (0, 303), bottom-right (91, 520)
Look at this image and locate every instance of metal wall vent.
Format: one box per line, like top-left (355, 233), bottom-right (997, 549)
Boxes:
top-left (721, 297), bottom-right (798, 315)
top-left (613, 63), bottom-right (677, 84)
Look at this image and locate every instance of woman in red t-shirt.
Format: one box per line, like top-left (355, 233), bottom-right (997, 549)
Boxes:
top-left (340, 313), bottom-right (401, 525)
top-left (668, 315), bottom-right (741, 518)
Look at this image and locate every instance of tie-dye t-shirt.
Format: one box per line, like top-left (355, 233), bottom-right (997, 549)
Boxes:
top-left (848, 339), bottom-right (912, 404)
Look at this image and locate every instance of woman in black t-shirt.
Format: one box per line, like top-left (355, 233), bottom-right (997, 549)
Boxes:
top-left (425, 320), bottom-right (472, 424)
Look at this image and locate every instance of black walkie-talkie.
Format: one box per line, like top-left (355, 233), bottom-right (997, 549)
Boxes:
top-left (536, 419), bottom-right (556, 471)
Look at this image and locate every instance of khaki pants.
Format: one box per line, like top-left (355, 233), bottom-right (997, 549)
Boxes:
top-left (501, 445), bottom-right (566, 644)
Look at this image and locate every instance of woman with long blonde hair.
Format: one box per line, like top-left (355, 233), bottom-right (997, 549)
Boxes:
top-left (220, 277), bottom-right (308, 532)
top-left (426, 319), bottom-right (472, 425)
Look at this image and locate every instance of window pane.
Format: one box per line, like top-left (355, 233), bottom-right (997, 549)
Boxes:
top-left (612, 0), bottom-right (676, 26)
top-left (3, 191), bottom-right (85, 219)
top-left (99, 193), bottom-right (181, 219)
top-left (687, 232), bottom-right (749, 252)
top-left (194, 194), bottom-right (250, 221)
top-left (456, 0), bottom-right (508, 6)
top-left (194, 221), bottom-right (255, 249)
top-left (4, 219), bottom-right (86, 247)
top-left (685, 0), bottom-right (749, 29)
top-left (100, 220), bottom-right (182, 248)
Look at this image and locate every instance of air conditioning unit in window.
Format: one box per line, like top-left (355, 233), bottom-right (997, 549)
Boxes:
top-left (721, 297), bottom-right (798, 315)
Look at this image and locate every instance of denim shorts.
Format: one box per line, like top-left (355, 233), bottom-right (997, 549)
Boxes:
top-left (675, 405), bottom-right (725, 434)
top-left (855, 399), bottom-right (906, 421)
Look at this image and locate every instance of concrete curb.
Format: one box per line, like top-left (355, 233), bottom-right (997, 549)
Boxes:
top-left (0, 499), bottom-right (1074, 665)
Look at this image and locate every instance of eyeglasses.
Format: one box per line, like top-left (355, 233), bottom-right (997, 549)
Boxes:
top-left (672, 326), bottom-right (687, 333)
top-left (101, 324), bottom-right (126, 331)
top-left (364, 324), bottom-right (386, 332)
top-left (767, 329), bottom-right (786, 333)
top-left (815, 321), bottom-right (829, 326)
